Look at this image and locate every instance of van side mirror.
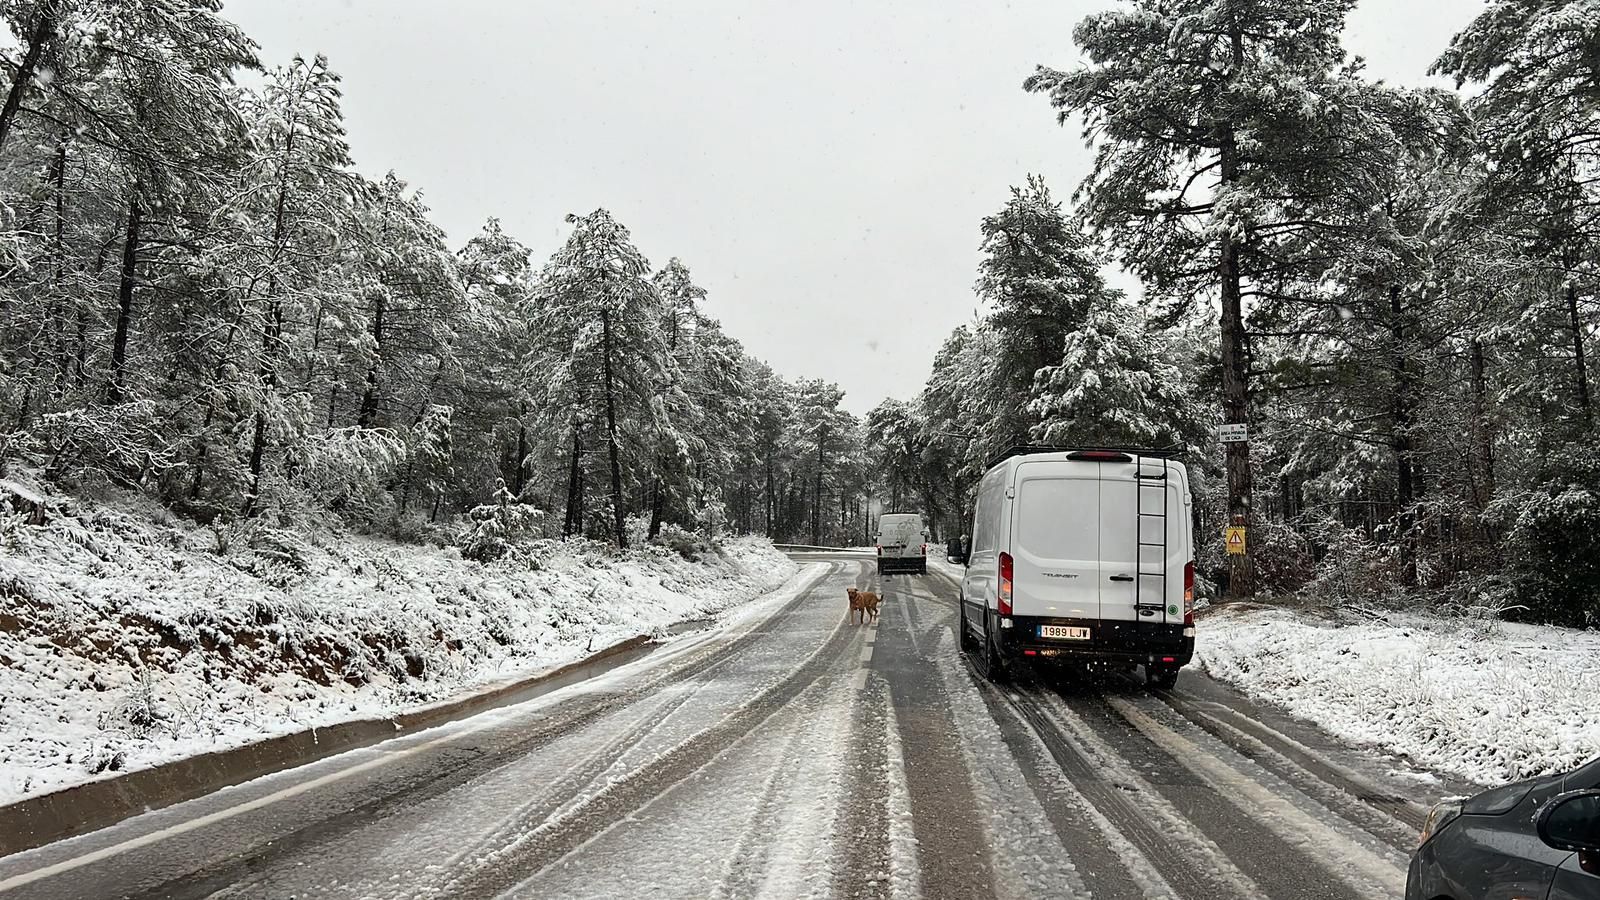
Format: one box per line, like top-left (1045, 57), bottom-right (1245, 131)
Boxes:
top-left (1537, 790), bottom-right (1600, 854)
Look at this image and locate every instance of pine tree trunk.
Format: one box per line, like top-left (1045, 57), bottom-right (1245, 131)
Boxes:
top-left (600, 308), bottom-right (627, 547)
top-left (648, 474), bottom-right (664, 539)
top-left (106, 195), bottom-right (142, 404)
top-left (764, 454), bottom-right (775, 535)
top-left (1469, 338), bottom-right (1494, 507)
top-left (512, 404), bottom-right (528, 497)
top-left (812, 425), bottom-right (826, 545)
top-left (1566, 279), bottom-right (1591, 429)
top-left (563, 429), bottom-right (582, 537)
top-left (1218, 147), bottom-right (1254, 598)
top-left (0, 0), bottom-right (57, 158)
top-left (1390, 284), bottom-right (1417, 588)
top-left (358, 293), bottom-right (385, 426)
top-left (49, 132), bottom-right (68, 387)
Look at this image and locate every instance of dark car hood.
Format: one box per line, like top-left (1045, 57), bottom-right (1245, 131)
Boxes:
top-left (1464, 773), bottom-right (1562, 816)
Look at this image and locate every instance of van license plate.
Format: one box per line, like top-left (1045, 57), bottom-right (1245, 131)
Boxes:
top-left (1039, 625), bottom-right (1090, 640)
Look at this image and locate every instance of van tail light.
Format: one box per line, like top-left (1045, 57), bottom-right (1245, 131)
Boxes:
top-left (876, 545), bottom-right (881, 557)
top-left (1067, 450), bottom-right (1132, 462)
top-left (998, 551), bottom-right (1013, 616)
top-left (1183, 560), bottom-right (1195, 626)
top-left (920, 543), bottom-right (927, 556)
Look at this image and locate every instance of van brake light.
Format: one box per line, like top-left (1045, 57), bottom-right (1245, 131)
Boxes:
top-left (920, 543), bottom-right (927, 556)
top-left (1067, 450), bottom-right (1132, 462)
top-left (1183, 560), bottom-right (1195, 626)
top-left (998, 551), bottom-right (1013, 616)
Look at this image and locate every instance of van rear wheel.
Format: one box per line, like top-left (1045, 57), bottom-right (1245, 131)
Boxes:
top-left (979, 607), bottom-right (1007, 683)
top-left (1146, 664), bottom-right (1179, 690)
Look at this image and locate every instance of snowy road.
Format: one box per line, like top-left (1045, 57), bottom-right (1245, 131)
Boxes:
top-left (0, 553), bottom-right (1462, 899)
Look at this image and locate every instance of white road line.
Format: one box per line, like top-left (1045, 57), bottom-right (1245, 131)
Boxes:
top-left (853, 669), bottom-right (870, 691)
top-left (860, 646), bottom-right (874, 663)
top-left (1107, 697), bottom-right (1407, 897)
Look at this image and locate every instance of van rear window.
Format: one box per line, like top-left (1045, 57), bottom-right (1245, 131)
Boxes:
top-left (1015, 478), bottom-right (1099, 560)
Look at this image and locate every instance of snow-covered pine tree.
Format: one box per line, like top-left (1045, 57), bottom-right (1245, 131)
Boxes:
top-left (456, 217), bottom-right (536, 503)
top-left (530, 209), bottom-right (672, 547)
top-left (1029, 300), bottom-right (1200, 449)
top-left (1027, 0), bottom-right (1367, 596)
top-left (974, 175), bottom-right (1105, 449)
top-left (228, 54), bottom-right (360, 517)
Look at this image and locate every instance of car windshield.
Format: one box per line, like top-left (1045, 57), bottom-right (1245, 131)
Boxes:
top-left (1, 2), bottom-right (1597, 899)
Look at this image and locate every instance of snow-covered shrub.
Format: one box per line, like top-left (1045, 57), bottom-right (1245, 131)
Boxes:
top-left (36, 401), bottom-right (180, 487)
top-left (459, 488), bottom-right (544, 562)
top-left (1249, 519), bottom-right (1314, 595)
top-left (101, 670), bottom-right (168, 740)
top-left (624, 513), bottom-right (651, 548)
top-left (653, 521), bottom-right (717, 561)
top-left (1502, 475), bottom-right (1600, 628)
top-left (276, 427), bottom-right (406, 529)
top-left (1302, 518), bottom-right (1398, 601)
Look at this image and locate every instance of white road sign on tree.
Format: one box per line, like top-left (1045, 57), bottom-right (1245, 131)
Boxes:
top-left (1216, 423), bottom-right (1249, 444)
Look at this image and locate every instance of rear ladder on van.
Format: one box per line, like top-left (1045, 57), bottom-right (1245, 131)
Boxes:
top-left (1133, 454), bottom-right (1168, 618)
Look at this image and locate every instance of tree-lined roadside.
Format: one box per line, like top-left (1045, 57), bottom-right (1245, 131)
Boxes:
top-left (0, 2), bottom-right (879, 550)
top-left (872, 0), bottom-right (1600, 629)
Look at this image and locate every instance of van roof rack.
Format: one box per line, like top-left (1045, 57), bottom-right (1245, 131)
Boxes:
top-left (987, 444), bottom-right (1184, 468)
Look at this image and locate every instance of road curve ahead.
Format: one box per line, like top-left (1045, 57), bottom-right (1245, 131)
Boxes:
top-left (0, 552), bottom-right (1459, 899)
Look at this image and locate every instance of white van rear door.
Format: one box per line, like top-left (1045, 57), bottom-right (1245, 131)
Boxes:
top-left (1009, 464), bottom-right (1100, 620)
top-left (1098, 460), bottom-right (1176, 623)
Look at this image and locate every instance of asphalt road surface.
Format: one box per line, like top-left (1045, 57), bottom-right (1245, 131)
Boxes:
top-left (0, 552), bottom-right (1465, 899)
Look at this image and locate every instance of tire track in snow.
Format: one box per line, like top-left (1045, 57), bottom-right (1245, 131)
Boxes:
top-left (929, 630), bottom-right (1087, 899)
top-left (1104, 695), bottom-right (1408, 898)
top-left (1149, 688), bottom-right (1423, 850)
top-left (436, 679), bottom-right (706, 873)
top-left (1005, 685), bottom-right (1258, 899)
top-left (979, 690), bottom-right (1180, 900)
top-left (870, 579), bottom-right (997, 899)
top-left (438, 569), bottom-right (856, 878)
top-left (879, 693), bottom-right (921, 900)
top-left (452, 581), bottom-right (860, 897)
top-left (705, 692), bottom-right (828, 900)
top-left (832, 642), bottom-right (893, 900)
top-left (112, 564), bottom-right (839, 900)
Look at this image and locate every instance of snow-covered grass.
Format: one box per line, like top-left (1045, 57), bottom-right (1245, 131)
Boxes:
top-left (1197, 604), bottom-right (1600, 786)
top-left (0, 484), bottom-right (796, 806)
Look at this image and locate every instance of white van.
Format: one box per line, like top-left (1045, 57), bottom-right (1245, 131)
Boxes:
top-left (954, 448), bottom-right (1195, 687)
top-left (875, 512), bottom-right (928, 575)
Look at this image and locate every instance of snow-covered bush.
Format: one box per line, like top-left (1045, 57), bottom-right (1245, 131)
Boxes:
top-left (1250, 518), bottom-right (1314, 596)
top-left (653, 521), bottom-right (717, 560)
top-left (274, 427), bottom-right (406, 529)
top-left (1302, 518), bottom-right (1398, 602)
top-left (36, 401), bottom-right (180, 487)
top-left (458, 484), bottom-right (544, 561)
top-left (1503, 475), bottom-right (1600, 628)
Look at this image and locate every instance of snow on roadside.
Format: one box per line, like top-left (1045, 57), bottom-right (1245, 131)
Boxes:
top-left (1196, 605), bottom-right (1600, 786)
top-left (0, 489), bottom-right (797, 806)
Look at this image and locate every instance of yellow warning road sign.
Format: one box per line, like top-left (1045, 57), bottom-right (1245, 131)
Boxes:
top-left (1224, 526), bottom-right (1247, 555)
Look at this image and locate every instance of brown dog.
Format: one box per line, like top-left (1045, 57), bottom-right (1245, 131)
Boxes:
top-left (845, 588), bottom-right (881, 625)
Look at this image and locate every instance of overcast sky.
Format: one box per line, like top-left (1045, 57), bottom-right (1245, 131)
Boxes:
top-left (228, 0), bottom-right (1485, 415)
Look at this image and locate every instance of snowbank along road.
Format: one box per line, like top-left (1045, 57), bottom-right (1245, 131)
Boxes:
top-left (0, 551), bottom-right (1463, 899)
